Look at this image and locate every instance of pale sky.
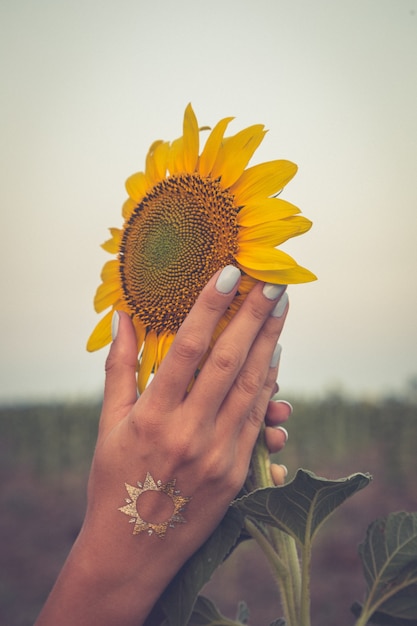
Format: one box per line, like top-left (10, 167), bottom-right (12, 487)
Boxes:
top-left (1, 0), bottom-right (416, 402)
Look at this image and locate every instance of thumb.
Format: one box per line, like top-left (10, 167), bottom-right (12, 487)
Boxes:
top-left (100, 311), bottom-right (139, 434)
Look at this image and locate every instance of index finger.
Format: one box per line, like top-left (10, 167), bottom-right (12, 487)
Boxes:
top-left (145, 265), bottom-right (241, 409)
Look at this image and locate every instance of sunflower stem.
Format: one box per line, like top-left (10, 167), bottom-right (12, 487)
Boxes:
top-left (246, 430), bottom-right (303, 626)
top-left (244, 519), bottom-right (296, 622)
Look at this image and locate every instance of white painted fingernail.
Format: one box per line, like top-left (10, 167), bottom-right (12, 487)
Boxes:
top-left (277, 400), bottom-right (294, 415)
top-left (262, 283), bottom-right (287, 301)
top-left (280, 464), bottom-right (288, 477)
top-left (271, 292), bottom-right (289, 318)
top-left (111, 310), bottom-right (120, 341)
top-left (276, 426), bottom-right (289, 442)
top-left (215, 265), bottom-right (241, 294)
top-left (270, 342), bottom-right (282, 368)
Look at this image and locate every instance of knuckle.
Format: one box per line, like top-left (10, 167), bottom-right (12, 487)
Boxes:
top-left (247, 301), bottom-right (267, 323)
top-left (264, 366), bottom-right (278, 389)
top-left (235, 367), bottom-right (263, 397)
top-left (211, 344), bottom-right (242, 374)
top-left (104, 350), bottom-right (117, 375)
top-left (203, 450), bottom-right (236, 487)
top-left (173, 331), bottom-right (206, 362)
top-left (247, 404), bottom-right (265, 429)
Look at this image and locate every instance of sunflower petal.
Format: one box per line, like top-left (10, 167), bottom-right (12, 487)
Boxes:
top-left (211, 125), bottom-right (266, 188)
top-left (145, 140), bottom-right (163, 183)
top-left (231, 160), bottom-right (298, 204)
top-left (101, 259), bottom-right (119, 282)
top-left (137, 330), bottom-right (158, 393)
top-left (94, 281), bottom-right (122, 313)
top-left (122, 197), bottom-right (137, 220)
top-left (183, 103), bottom-right (199, 173)
top-left (238, 216), bottom-right (313, 247)
top-left (168, 136), bottom-right (185, 175)
top-left (86, 310), bottom-right (113, 352)
top-left (236, 245), bottom-right (302, 270)
top-left (240, 263), bottom-right (317, 284)
top-left (146, 140), bottom-right (170, 184)
top-left (156, 331), bottom-right (175, 367)
top-left (132, 318), bottom-right (146, 356)
top-left (238, 274), bottom-right (258, 295)
top-left (198, 116), bottom-right (234, 177)
top-left (125, 171), bottom-right (149, 203)
top-left (101, 228), bottom-right (122, 254)
top-left (237, 198), bottom-right (301, 226)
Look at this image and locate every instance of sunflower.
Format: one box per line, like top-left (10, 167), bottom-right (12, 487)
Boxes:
top-left (87, 104), bottom-right (316, 392)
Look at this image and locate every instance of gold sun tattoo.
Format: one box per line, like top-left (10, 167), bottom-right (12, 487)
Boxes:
top-left (118, 472), bottom-right (191, 538)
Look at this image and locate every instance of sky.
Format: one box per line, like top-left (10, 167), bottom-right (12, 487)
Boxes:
top-left (1, 0), bottom-right (417, 403)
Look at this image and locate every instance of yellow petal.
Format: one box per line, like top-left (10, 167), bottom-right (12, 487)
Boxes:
top-left (146, 140), bottom-right (170, 184)
top-left (198, 116), bottom-right (234, 177)
top-left (238, 274), bottom-right (258, 295)
top-left (86, 310), bottom-right (113, 352)
top-left (122, 197), bottom-right (137, 220)
top-left (132, 318), bottom-right (146, 355)
top-left (230, 160), bottom-right (298, 205)
top-left (238, 216), bottom-right (313, 247)
top-left (211, 125), bottom-right (266, 188)
top-left (101, 228), bottom-right (122, 254)
top-left (94, 281), bottom-right (122, 313)
top-left (137, 330), bottom-right (158, 393)
top-left (236, 245), bottom-right (302, 270)
top-left (239, 263), bottom-right (317, 284)
top-left (156, 331), bottom-right (175, 366)
top-left (237, 198), bottom-right (301, 226)
top-left (183, 103), bottom-right (199, 173)
top-left (168, 136), bottom-right (185, 175)
top-left (125, 171), bottom-right (149, 203)
top-left (101, 259), bottom-right (119, 282)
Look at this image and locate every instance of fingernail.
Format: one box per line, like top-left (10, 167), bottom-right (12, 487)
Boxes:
top-left (276, 426), bottom-right (289, 442)
top-left (271, 292), bottom-right (289, 318)
top-left (277, 400), bottom-right (294, 415)
top-left (280, 464), bottom-right (288, 477)
top-left (215, 265), bottom-right (241, 294)
top-left (270, 342), bottom-right (282, 368)
top-left (262, 283), bottom-right (287, 301)
top-left (111, 310), bottom-right (120, 341)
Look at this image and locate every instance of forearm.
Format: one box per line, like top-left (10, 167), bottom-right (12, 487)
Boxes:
top-left (35, 523), bottom-right (189, 626)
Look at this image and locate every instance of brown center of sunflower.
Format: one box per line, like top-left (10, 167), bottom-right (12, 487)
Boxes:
top-left (119, 173), bottom-right (239, 333)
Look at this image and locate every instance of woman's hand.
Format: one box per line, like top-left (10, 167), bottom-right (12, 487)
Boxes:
top-left (36, 266), bottom-right (290, 626)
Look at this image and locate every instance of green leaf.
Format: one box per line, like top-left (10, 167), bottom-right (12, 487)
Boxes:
top-left (235, 602), bottom-right (249, 624)
top-left (158, 507), bottom-right (245, 626)
top-left (233, 468), bottom-right (371, 546)
top-left (357, 512), bottom-right (417, 621)
top-left (352, 601), bottom-right (417, 625)
top-left (186, 595), bottom-right (245, 625)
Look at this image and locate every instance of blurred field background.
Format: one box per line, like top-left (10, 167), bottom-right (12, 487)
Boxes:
top-left (1, 389), bottom-right (417, 626)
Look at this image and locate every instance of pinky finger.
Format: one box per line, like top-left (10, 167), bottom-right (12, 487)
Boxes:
top-left (270, 463), bottom-right (288, 486)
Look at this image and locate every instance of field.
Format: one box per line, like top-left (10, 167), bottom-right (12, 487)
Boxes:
top-left (1, 393), bottom-right (416, 626)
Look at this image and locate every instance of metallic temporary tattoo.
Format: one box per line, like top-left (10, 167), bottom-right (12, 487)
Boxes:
top-left (118, 472), bottom-right (191, 538)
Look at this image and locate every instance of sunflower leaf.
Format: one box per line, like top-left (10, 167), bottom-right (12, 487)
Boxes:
top-left (158, 507), bottom-right (245, 626)
top-left (232, 468), bottom-right (372, 546)
top-left (186, 595), bottom-right (245, 626)
top-left (351, 601), bottom-right (417, 625)
top-left (355, 512), bottom-right (417, 622)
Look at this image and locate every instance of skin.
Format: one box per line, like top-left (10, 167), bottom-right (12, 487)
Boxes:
top-left (35, 267), bottom-right (291, 626)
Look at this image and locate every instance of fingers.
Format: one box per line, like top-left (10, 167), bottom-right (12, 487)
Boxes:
top-left (147, 265), bottom-right (242, 410)
top-left (265, 399), bottom-right (293, 427)
top-left (190, 282), bottom-right (288, 421)
top-left (99, 311), bottom-right (139, 435)
top-left (271, 463), bottom-right (288, 486)
top-left (265, 425), bottom-right (288, 453)
top-left (265, 399), bottom-right (292, 484)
